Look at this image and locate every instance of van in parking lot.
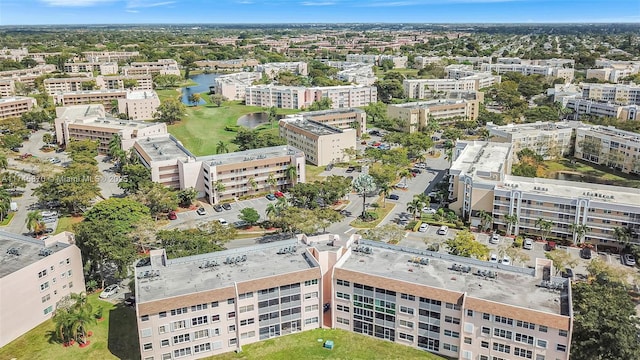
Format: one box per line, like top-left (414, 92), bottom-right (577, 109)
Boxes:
top-left (437, 226), bottom-right (448, 235)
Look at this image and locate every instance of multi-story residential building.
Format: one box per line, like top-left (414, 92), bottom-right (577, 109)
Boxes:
top-left (387, 98), bottom-right (481, 133)
top-left (82, 51), bottom-right (140, 62)
top-left (345, 54), bottom-right (408, 68)
top-left (574, 125), bottom-right (640, 174)
top-left (43, 76), bottom-right (96, 96)
top-left (481, 63), bottom-right (574, 82)
top-left (487, 121), bottom-right (576, 159)
top-left (117, 90), bottom-right (161, 120)
top-left (0, 47), bottom-right (30, 62)
top-left (403, 78), bottom-right (477, 99)
top-left (0, 96), bottom-right (37, 119)
top-left (256, 62), bottom-right (308, 79)
top-left (586, 60), bottom-right (640, 83)
top-left (210, 72), bottom-right (262, 101)
top-left (379, 55), bottom-right (408, 69)
top-left (443, 65), bottom-right (501, 89)
top-left (134, 233), bottom-right (573, 360)
top-left (449, 56), bottom-right (492, 66)
top-left (279, 118), bottom-right (356, 166)
top-left (449, 140), bottom-right (640, 247)
top-left (0, 231), bottom-right (86, 347)
top-left (580, 83), bottom-right (640, 106)
top-left (63, 62), bottom-right (118, 75)
top-left (194, 59), bottom-right (260, 70)
top-left (566, 99), bottom-right (640, 121)
top-left (122, 59), bottom-right (181, 76)
top-left (445, 64), bottom-right (477, 79)
top-left (333, 63), bottom-right (377, 86)
top-left (54, 104), bottom-right (167, 153)
top-left (133, 135), bottom-right (305, 204)
top-left (0, 79), bottom-right (15, 97)
top-left (98, 74), bottom-right (154, 91)
top-left (547, 83), bottom-right (582, 106)
top-left (245, 85), bottom-right (377, 110)
top-left (314, 85), bottom-right (377, 109)
top-left (284, 108), bottom-right (367, 137)
top-left (0, 64), bottom-right (57, 87)
top-left (45, 75), bottom-right (153, 96)
top-left (412, 56), bottom-right (442, 69)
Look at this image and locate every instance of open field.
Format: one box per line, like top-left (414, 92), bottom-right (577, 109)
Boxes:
top-left (168, 100), bottom-right (300, 156)
top-left (0, 294), bottom-right (140, 360)
top-left (207, 328), bottom-right (442, 360)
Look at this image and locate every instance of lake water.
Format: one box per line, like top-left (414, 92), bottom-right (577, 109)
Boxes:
top-left (237, 112), bottom-right (269, 129)
top-left (181, 73), bottom-right (219, 105)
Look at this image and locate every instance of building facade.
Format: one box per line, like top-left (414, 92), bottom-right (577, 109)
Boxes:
top-left (279, 118), bottom-right (357, 166)
top-left (580, 83), bottom-right (640, 106)
top-left (63, 62), bottom-right (119, 75)
top-left (117, 90), bottom-right (161, 120)
top-left (566, 99), bottom-right (640, 121)
top-left (285, 108), bottom-right (367, 138)
top-left (387, 98), bottom-right (481, 133)
top-left (0, 96), bottom-right (37, 119)
top-left (82, 51), bottom-right (140, 62)
top-left (256, 62), bottom-right (308, 78)
top-left (122, 59), bottom-right (181, 76)
top-left (480, 63), bottom-right (574, 82)
top-left (245, 85), bottom-right (377, 110)
top-left (210, 72), bottom-right (262, 101)
top-left (487, 121), bottom-right (576, 159)
top-left (0, 231), bottom-right (86, 347)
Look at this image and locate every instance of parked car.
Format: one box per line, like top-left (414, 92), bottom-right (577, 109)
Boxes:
top-left (41, 210), bottom-right (58, 218)
top-left (418, 223), bottom-right (429, 232)
top-left (395, 182), bottom-right (408, 189)
top-left (623, 253), bottom-right (636, 266)
top-left (410, 168), bottom-right (422, 174)
top-left (489, 254), bottom-right (498, 263)
top-left (266, 194), bottom-right (276, 201)
top-left (501, 256), bottom-right (512, 266)
top-left (414, 162), bottom-right (427, 169)
top-left (99, 284), bottom-right (120, 299)
top-left (490, 232), bottom-right (500, 244)
top-left (422, 207), bottom-right (436, 214)
top-left (136, 257), bottom-right (151, 267)
top-left (437, 226), bottom-right (448, 235)
top-left (124, 295), bottom-right (136, 307)
top-left (222, 203), bottom-right (232, 211)
top-left (233, 220), bottom-right (250, 229)
top-left (580, 247), bottom-right (592, 259)
top-left (49, 157), bottom-right (61, 164)
top-left (545, 241), bottom-right (557, 251)
top-left (43, 217), bottom-right (57, 224)
top-left (44, 227), bottom-right (54, 234)
top-left (561, 268), bottom-right (574, 279)
top-left (274, 191), bottom-right (284, 198)
top-left (196, 207), bottom-right (207, 216)
top-left (218, 218), bottom-right (228, 226)
top-left (345, 166), bottom-right (356, 173)
top-left (388, 194), bottom-right (400, 200)
top-left (523, 238), bottom-right (534, 250)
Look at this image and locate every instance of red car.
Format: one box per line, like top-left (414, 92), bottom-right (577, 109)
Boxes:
top-left (167, 211), bottom-right (177, 220)
top-left (274, 191), bottom-right (285, 198)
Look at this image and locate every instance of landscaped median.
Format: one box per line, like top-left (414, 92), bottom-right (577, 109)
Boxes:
top-left (349, 200), bottom-right (395, 228)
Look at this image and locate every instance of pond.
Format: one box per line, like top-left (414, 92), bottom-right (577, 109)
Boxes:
top-left (237, 112), bottom-right (270, 129)
top-left (180, 73), bottom-right (220, 105)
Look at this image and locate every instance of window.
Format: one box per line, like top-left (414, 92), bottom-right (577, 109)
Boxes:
top-left (464, 337), bottom-right (472, 344)
top-left (228, 312), bottom-right (236, 320)
top-left (336, 304), bottom-right (349, 312)
top-left (481, 341), bottom-right (489, 348)
top-left (466, 309), bottom-right (474, 317)
top-left (212, 328), bottom-right (220, 337)
top-left (173, 334), bottom-right (190, 345)
top-left (305, 317), bottom-right (319, 325)
top-left (40, 282), bottom-right (49, 291)
top-left (170, 307), bottom-right (187, 316)
top-left (191, 316), bottom-right (208, 327)
top-left (515, 333), bottom-right (534, 345)
top-left (143, 343), bottom-right (153, 351)
top-left (211, 301), bottom-right (219, 307)
top-left (559, 329), bottom-right (568, 337)
top-left (481, 326), bottom-right (490, 335)
top-left (240, 305), bottom-right (254, 313)
top-left (483, 313), bottom-right (491, 320)
top-left (211, 314), bottom-right (220, 322)
top-left (42, 294), bottom-right (50, 303)
top-left (305, 291), bottom-right (319, 300)
top-left (191, 303), bottom-right (208, 312)
top-left (161, 339), bottom-right (169, 347)
top-left (336, 292), bottom-right (350, 300)
top-left (240, 318), bottom-right (255, 326)
top-left (304, 279), bottom-right (319, 286)
top-left (493, 343), bottom-right (511, 354)
top-left (444, 330), bottom-right (459, 338)
top-left (556, 344), bottom-right (567, 352)
top-left (193, 343), bottom-right (211, 353)
top-left (228, 324), bottom-right (236, 332)
top-left (305, 304), bottom-right (319, 312)
top-left (536, 339), bottom-right (547, 348)
top-left (444, 316), bottom-right (460, 324)
top-left (43, 306), bottom-right (53, 315)
top-left (443, 343), bottom-right (459, 352)
top-left (159, 311), bottom-right (166, 318)
top-left (399, 319), bottom-right (414, 329)
top-left (535, 355), bottom-right (545, 360)
top-left (173, 347), bottom-right (191, 358)
top-left (158, 325), bottom-right (167, 334)
top-left (400, 306), bottom-right (414, 315)
top-left (227, 298), bottom-right (235, 305)
top-left (494, 316), bottom-right (513, 325)
top-left (337, 279), bottom-right (350, 287)
top-left (193, 329), bottom-right (209, 340)
top-left (337, 317), bottom-right (350, 325)
top-left (445, 302), bottom-right (460, 310)
top-left (141, 315), bottom-right (149, 322)
top-left (538, 325), bottom-right (548, 333)
top-left (493, 328), bottom-right (513, 340)
top-left (170, 320), bottom-right (187, 331)
top-left (38, 269), bottom-right (47, 278)
top-left (240, 331), bottom-right (256, 339)
top-left (399, 332), bottom-right (414, 342)
top-left (514, 347), bottom-right (533, 359)
top-left (516, 320), bottom-right (535, 330)
top-left (401, 293), bottom-right (415, 301)
top-left (162, 354), bottom-right (172, 360)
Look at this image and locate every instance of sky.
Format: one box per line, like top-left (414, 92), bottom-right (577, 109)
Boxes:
top-left (0, 0), bottom-right (639, 26)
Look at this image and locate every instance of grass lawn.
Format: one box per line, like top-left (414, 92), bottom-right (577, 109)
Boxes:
top-left (350, 199), bottom-right (396, 229)
top-left (306, 164), bottom-right (326, 183)
top-left (54, 216), bottom-right (84, 234)
top-left (0, 212), bottom-right (14, 226)
top-left (373, 67), bottom-right (420, 78)
top-left (0, 293), bottom-right (140, 360)
top-left (208, 328), bottom-right (442, 360)
top-left (541, 158), bottom-right (640, 187)
top-left (168, 101), bottom-right (301, 156)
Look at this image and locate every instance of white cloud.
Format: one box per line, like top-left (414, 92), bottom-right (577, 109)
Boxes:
top-left (126, 0), bottom-right (175, 8)
top-left (40, 0), bottom-right (115, 6)
top-left (301, 1), bottom-right (336, 5)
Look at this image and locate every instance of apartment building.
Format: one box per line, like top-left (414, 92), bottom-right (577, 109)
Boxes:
top-left (334, 63), bottom-right (377, 86)
top-left (487, 121), bottom-right (576, 159)
top-left (387, 98), bottom-right (480, 133)
top-left (547, 84), bottom-right (582, 106)
top-left (98, 74), bottom-right (154, 91)
top-left (122, 59), bottom-right (181, 76)
top-left (134, 233), bottom-right (572, 360)
top-left (133, 135), bottom-right (305, 204)
top-left (449, 140), bottom-right (640, 247)
top-left (0, 231), bottom-right (85, 347)
top-left (580, 83), bottom-right (640, 106)
top-left (403, 78), bottom-right (477, 99)
top-left (0, 96), bottom-right (37, 119)
top-left (566, 99), bottom-right (640, 121)
top-left (0, 79), bottom-right (14, 97)
top-left (194, 59), bottom-right (260, 70)
top-left (279, 118), bottom-right (356, 166)
top-left (345, 54), bottom-right (408, 68)
top-left (313, 85), bottom-right (377, 109)
top-left (481, 63), bottom-right (574, 82)
top-left (450, 56), bottom-right (492, 66)
top-left (0, 64), bottom-right (57, 86)
top-left (210, 72), bottom-right (262, 101)
top-left (245, 85), bottom-right (308, 109)
top-left (574, 125), bottom-right (640, 174)
top-left (284, 108), bottom-right (367, 137)
top-left (0, 47), bottom-right (29, 62)
top-left (63, 62), bottom-right (118, 75)
top-left (412, 56), bottom-right (442, 69)
top-left (379, 55), bottom-right (408, 69)
top-left (586, 60), bottom-right (639, 83)
top-left (54, 104), bottom-right (167, 153)
top-left (43, 75), bottom-right (96, 96)
top-left (117, 90), bottom-right (161, 120)
top-left (82, 51), bottom-right (140, 62)
top-left (443, 65), bottom-right (501, 89)
top-left (256, 62), bottom-right (308, 79)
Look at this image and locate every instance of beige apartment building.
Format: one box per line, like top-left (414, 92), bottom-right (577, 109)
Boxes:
top-left (133, 135), bottom-right (305, 204)
top-left (256, 62), bottom-right (308, 78)
top-left (443, 65), bottom-right (501, 89)
top-left (0, 64), bottom-right (57, 86)
top-left (449, 140), bottom-right (640, 247)
top-left (122, 59), bottom-right (181, 76)
top-left (53, 89), bottom-right (128, 111)
top-left (55, 104), bottom-right (167, 153)
top-left (194, 59), bottom-right (260, 70)
top-left (0, 231), bottom-right (86, 347)
top-left (313, 85), bottom-right (377, 109)
top-left (53, 89), bottom-right (159, 117)
top-left (566, 99), bottom-right (640, 121)
top-left (82, 51), bottom-right (140, 62)
top-left (580, 83), bottom-right (640, 106)
top-left (279, 118), bottom-right (356, 166)
top-left (0, 79), bottom-right (14, 97)
top-left (481, 63), bottom-right (574, 82)
top-left (387, 98), bottom-right (480, 133)
top-left (210, 72), bottom-right (262, 101)
top-left (574, 125), bottom-right (640, 175)
top-left (99, 74), bottom-right (154, 91)
top-left (245, 85), bottom-right (309, 109)
top-left (45, 75), bottom-right (153, 96)
top-left (285, 108), bottom-right (367, 137)
top-left (63, 62), bottom-right (118, 75)
top-left (0, 96), bottom-right (37, 119)
top-left (117, 90), bottom-right (161, 120)
top-left (134, 233), bottom-right (572, 360)
top-left (487, 121), bottom-right (576, 159)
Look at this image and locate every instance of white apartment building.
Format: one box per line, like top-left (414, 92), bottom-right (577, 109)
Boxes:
top-left (255, 62), bottom-right (308, 79)
top-left (194, 59), bottom-right (260, 70)
top-left (122, 59), bottom-right (181, 76)
top-left (98, 74), bottom-right (154, 91)
top-left (284, 108), bottom-right (367, 137)
top-left (587, 60), bottom-right (640, 83)
top-left (574, 125), bottom-right (640, 175)
top-left (345, 54), bottom-right (408, 68)
top-left (45, 74), bottom-right (153, 96)
top-left (82, 51), bottom-right (140, 62)
top-left (210, 72), bottom-right (262, 101)
top-left (314, 85), bottom-right (377, 109)
top-left (63, 62), bottom-right (118, 75)
top-left (387, 98), bottom-right (481, 133)
top-left (0, 96), bottom-right (37, 119)
top-left (0, 79), bottom-right (14, 97)
top-left (279, 118), bottom-right (357, 166)
top-left (117, 90), bottom-right (161, 120)
top-left (53, 89), bottom-right (160, 117)
top-left (379, 55), bottom-right (408, 69)
top-left (245, 85), bottom-right (377, 110)
top-left (133, 233), bottom-right (572, 360)
top-left (547, 84), bottom-right (582, 106)
top-left (43, 75), bottom-right (96, 96)
top-left (55, 104), bottom-right (167, 153)
top-left (403, 78), bottom-right (477, 99)
top-left (0, 64), bottom-right (57, 86)
top-left (444, 65), bottom-right (501, 89)
top-left (412, 56), bottom-right (442, 69)
top-left (566, 99), bottom-right (640, 121)
top-left (580, 83), bottom-right (640, 106)
top-left (487, 121), bottom-right (576, 159)
top-left (450, 56), bottom-right (492, 65)
top-left (0, 231), bottom-right (85, 348)
top-left (481, 63), bottom-right (574, 82)
top-left (334, 63), bottom-right (377, 86)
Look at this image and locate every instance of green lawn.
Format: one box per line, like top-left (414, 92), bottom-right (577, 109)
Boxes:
top-left (208, 328), bottom-right (442, 360)
top-left (542, 158), bottom-right (640, 187)
top-left (0, 212), bottom-right (14, 226)
top-left (350, 200), bottom-right (396, 229)
top-left (168, 100), bottom-right (300, 156)
top-left (0, 293), bottom-right (140, 360)
top-left (54, 216), bottom-right (84, 235)
top-left (306, 164), bottom-right (326, 183)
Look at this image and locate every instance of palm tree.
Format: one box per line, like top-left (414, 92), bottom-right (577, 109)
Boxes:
top-left (352, 173), bottom-right (376, 220)
top-left (213, 180), bottom-right (225, 203)
top-left (248, 177), bottom-right (258, 192)
top-left (613, 226), bottom-right (632, 247)
top-left (0, 193), bottom-right (10, 222)
top-left (378, 182), bottom-right (392, 206)
top-left (26, 210), bottom-right (44, 235)
top-left (414, 193), bottom-right (430, 209)
top-left (406, 198), bottom-right (423, 220)
top-left (188, 93), bottom-right (201, 106)
top-left (285, 165), bottom-right (297, 187)
top-left (568, 223), bottom-right (589, 245)
top-left (215, 141), bottom-right (229, 154)
top-left (477, 210), bottom-right (493, 232)
top-left (443, 140), bottom-right (455, 165)
top-left (536, 218), bottom-right (553, 242)
top-left (504, 214), bottom-right (518, 236)
top-left (266, 197), bottom-right (288, 220)
top-left (108, 134), bottom-right (122, 158)
top-left (53, 308), bottom-right (73, 344)
top-left (267, 173), bottom-right (277, 192)
top-left (0, 155), bottom-right (8, 170)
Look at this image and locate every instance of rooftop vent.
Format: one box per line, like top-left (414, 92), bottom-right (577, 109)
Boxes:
top-left (39, 248), bottom-right (53, 257)
top-left (6, 247), bottom-right (21, 256)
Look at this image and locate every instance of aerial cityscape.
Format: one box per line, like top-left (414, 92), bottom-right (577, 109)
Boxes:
top-left (0, 1), bottom-right (639, 360)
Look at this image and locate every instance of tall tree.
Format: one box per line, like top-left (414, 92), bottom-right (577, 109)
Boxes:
top-left (239, 207), bottom-right (260, 226)
top-left (177, 187), bottom-right (198, 208)
top-left (536, 218), bottom-right (553, 241)
top-left (210, 94), bottom-right (226, 107)
top-left (352, 173), bottom-right (376, 220)
top-left (445, 230), bottom-right (490, 259)
top-left (188, 93), bottom-right (201, 106)
top-left (132, 182), bottom-right (178, 220)
top-left (152, 98), bottom-right (186, 125)
top-left (118, 163), bottom-right (151, 194)
top-left (215, 141), bottom-right (229, 154)
top-left (569, 223), bottom-right (589, 245)
top-left (25, 210), bottom-right (45, 235)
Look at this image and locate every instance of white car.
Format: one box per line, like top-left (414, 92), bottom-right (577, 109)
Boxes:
top-left (41, 210), bottom-right (58, 218)
top-left (418, 223), bottom-right (429, 232)
top-left (437, 225), bottom-right (448, 235)
top-left (490, 232), bottom-right (500, 244)
top-left (99, 284), bottom-right (120, 299)
top-left (218, 218), bottom-right (228, 226)
top-left (414, 162), bottom-right (427, 169)
top-left (501, 256), bottom-right (512, 266)
top-left (523, 238), bottom-right (534, 250)
top-left (489, 254), bottom-right (498, 263)
top-left (422, 207), bottom-right (436, 214)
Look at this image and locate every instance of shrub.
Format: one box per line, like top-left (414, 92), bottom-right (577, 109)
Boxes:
top-left (370, 202), bottom-right (380, 209)
top-left (513, 236), bottom-right (524, 248)
top-left (364, 211), bottom-right (378, 221)
top-left (406, 220), bottom-right (418, 230)
top-left (412, 221), bottom-right (423, 232)
top-left (224, 125), bottom-right (240, 132)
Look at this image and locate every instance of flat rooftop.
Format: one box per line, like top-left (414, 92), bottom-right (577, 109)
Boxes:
top-left (0, 231), bottom-right (69, 278)
top-left (59, 89), bottom-right (126, 96)
top-left (392, 99), bottom-right (468, 109)
top-left (282, 119), bottom-right (344, 136)
top-left (586, 125), bottom-right (640, 142)
top-left (341, 241), bottom-right (566, 315)
top-left (136, 135), bottom-right (193, 162)
top-left (451, 141), bottom-right (511, 179)
top-left (0, 96), bottom-right (32, 103)
top-left (136, 239), bottom-right (318, 303)
top-left (199, 145), bottom-right (303, 166)
top-left (126, 90), bottom-right (158, 100)
top-left (489, 121), bottom-right (579, 134)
